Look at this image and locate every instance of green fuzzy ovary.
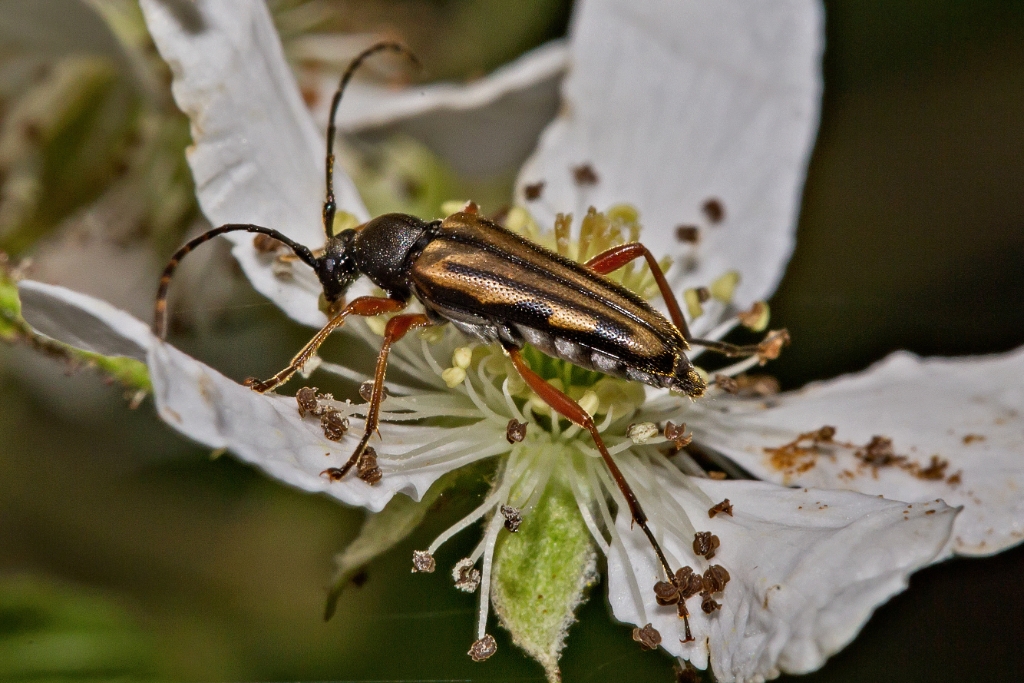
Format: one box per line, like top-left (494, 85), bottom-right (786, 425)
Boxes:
top-left (492, 475), bottom-right (597, 682)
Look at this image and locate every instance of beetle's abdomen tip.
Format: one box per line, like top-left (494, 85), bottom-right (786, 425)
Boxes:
top-left (669, 358), bottom-right (706, 398)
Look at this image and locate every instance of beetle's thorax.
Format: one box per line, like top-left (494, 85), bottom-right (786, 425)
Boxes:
top-left (350, 213), bottom-right (437, 301)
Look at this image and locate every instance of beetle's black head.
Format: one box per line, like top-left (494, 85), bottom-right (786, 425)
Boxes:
top-left (314, 229), bottom-right (360, 304)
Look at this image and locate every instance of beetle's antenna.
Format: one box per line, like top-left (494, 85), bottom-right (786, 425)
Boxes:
top-left (153, 224), bottom-right (318, 339)
top-left (323, 41), bottom-right (419, 238)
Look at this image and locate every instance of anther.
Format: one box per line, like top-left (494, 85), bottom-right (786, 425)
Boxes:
top-left (702, 197), bottom-right (725, 224)
top-left (469, 634), bottom-right (498, 662)
top-left (714, 374), bottom-right (740, 393)
top-left (675, 566), bottom-right (703, 600)
top-left (320, 409), bottom-right (349, 441)
top-left (664, 422), bottom-right (692, 449)
top-left (675, 225), bottom-right (700, 243)
top-left (703, 565), bottom-right (731, 593)
top-left (357, 447), bottom-right (382, 485)
top-left (693, 531), bottom-right (720, 560)
top-left (253, 233), bottom-right (284, 253)
top-left (572, 163), bottom-right (599, 186)
top-left (700, 594), bottom-right (722, 614)
top-left (411, 550), bottom-right (436, 573)
top-left (632, 623), bottom-right (662, 651)
top-left (452, 558), bottom-right (481, 592)
top-left (683, 288), bottom-right (706, 320)
top-left (709, 271), bottom-right (739, 303)
top-left (500, 505), bottom-right (522, 533)
top-left (757, 329), bottom-right (791, 363)
top-left (708, 499), bottom-right (733, 518)
top-left (627, 422), bottom-right (659, 444)
top-left (505, 419), bottom-right (528, 444)
top-left (653, 579), bottom-right (681, 606)
top-left (738, 301), bottom-right (770, 332)
top-left (296, 386), bottom-right (320, 417)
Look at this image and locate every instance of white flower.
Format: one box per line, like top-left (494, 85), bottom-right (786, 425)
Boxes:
top-left (15, 1), bottom-right (1024, 682)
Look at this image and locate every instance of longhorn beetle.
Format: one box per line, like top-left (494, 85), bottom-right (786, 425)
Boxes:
top-left (153, 42), bottom-right (765, 624)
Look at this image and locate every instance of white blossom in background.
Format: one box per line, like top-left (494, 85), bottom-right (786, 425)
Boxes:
top-left (16, 0), bottom-right (1024, 681)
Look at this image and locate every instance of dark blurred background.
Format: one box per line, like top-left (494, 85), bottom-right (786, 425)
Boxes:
top-left (1, 1), bottom-right (1023, 681)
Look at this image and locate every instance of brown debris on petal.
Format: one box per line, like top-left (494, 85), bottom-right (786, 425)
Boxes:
top-left (359, 380), bottom-right (388, 402)
top-left (916, 455), bottom-right (950, 480)
top-left (253, 232), bottom-right (283, 253)
top-left (632, 623), bottom-right (662, 651)
top-left (320, 409), bottom-right (349, 441)
top-left (675, 225), bottom-right (700, 243)
top-left (708, 499), bottom-right (733, 518)
top-left (693, 531), bottom-right (720, 559)
top-left (572, 163), bottom-right (599, 185)
top-left (707, 471), bottom-right (727, 480)
top-left (468, 634), bottom-right (497, 662)
top-left (500, 505), bottom-right (522, 533)
top-left (411, 550), bottom-right (436, 573)
top-left (714, 374), bottom-right (739, 394)
top-left (857, 435), bottom-right (897, 466)
top-left (694, 286), bottom-right (711, 304)
top-left (701, 593), bottom-right (722, 614)
top-left (703, 565), bottom-right (731, 593)
top-left (296, 386), bottom-right (320, 417)
top-left (452, 558), bottom-right (481, 593)
top-left (702, 198), bottom-right (725, 224)
top-left (357, 447), bottom-right (382, 485)
top-left (664, 421), bottom-right (692, 449)
top-left (505, 418), bottom-right (528, 444)
top-left (524, 181), bottom-right (545, 200)
top-left (757, 329), bottom-right (791, 364)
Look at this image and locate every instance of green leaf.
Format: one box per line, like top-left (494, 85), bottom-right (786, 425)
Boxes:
top-left (324, 469), bottom-right (463, 620)
top-left (0, 576), bottom-right (157, 680)
top-left (491, 473), bottom-right (598, 683)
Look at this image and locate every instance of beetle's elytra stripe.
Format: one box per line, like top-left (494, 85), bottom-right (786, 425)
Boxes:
top-left (435, 215), bottom-right (678, 342)
top-left (410, 238), bottom-right (677, 369)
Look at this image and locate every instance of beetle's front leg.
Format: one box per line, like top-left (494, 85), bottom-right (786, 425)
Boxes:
top-left (246, 296), bottom-right (406, 393)
top-left (321, 312), bottom-right (432, 483)
top-left (586, 243), bottom-right (776, 359)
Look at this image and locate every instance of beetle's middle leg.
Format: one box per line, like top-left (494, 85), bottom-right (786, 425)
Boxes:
top-left (246, 296), bottom-right (406, 393)
top-left (505, 345), bottom-right (677, 582)
top-left (585, 243), bottom-right (768, 358)
top-left (322, 313), bottom-right (432, 483)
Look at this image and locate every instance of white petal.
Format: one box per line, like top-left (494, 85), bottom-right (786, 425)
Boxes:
top-left (18, 280), bottom-right (150, 361)
top-left (17, 281), bottom-right (505, 512)
top-left (607, 476), bottom-right (956, 682)
top-left (313, 40), bottom-right (569, 176)
top-left (139, 0), bottom-right (368, 328)
top-left (690, 348), bottom-right (1024, 558)
top-left (518, 0), bottom-right (823, 306)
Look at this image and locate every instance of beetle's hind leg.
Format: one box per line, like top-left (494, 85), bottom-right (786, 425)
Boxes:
top-left (246, 296), bottom-right (406, 393)
top-left (321, 313), bottom-right (432, 483)
top-left (504, 346), bottom-right (676, 577)
top-left (585, 243), bottom-right (785, 360)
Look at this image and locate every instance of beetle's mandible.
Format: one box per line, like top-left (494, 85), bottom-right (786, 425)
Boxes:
top-left (152, 42), bottom-right (766, 620)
